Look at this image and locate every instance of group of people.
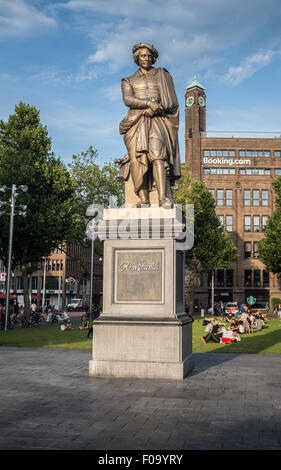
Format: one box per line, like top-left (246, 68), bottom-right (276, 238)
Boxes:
top-left (201, 304), bottom-right (269, 344)
top-left (0, 300), bottom-right (95, 338)
top-left (0, 301), bottom-right (25, 328)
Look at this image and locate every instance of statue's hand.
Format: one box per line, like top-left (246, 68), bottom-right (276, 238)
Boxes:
top-left (147, 100), bottom-right (163, 113)
top-left (143, 108), bottom-right (155, 117)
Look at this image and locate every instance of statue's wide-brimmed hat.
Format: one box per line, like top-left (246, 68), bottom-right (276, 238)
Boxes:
top-left (132, 43), bottom-right (159, 61)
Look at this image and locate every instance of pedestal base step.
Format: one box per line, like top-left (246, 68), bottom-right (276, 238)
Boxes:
top-left (89, 354), bottom-right (194, 380)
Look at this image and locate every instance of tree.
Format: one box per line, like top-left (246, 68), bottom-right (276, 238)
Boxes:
top-left (68, 146), bottom-right (124, 216)
top-left (173, 165), bottom-right (238, 312)
top-left (68, 146), bottom-right (125, 260)
top-left (0, 102), bottom-right (78, 314)
top-left (258, 177), bottom-right (281, 276)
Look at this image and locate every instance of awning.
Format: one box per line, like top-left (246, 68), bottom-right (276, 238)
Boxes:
top-left (0, 293), bottom-right (17, 299)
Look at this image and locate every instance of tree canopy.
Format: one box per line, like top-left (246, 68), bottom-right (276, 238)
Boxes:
top-left (68, 146), bottom-right (124, 215)
top-left (258, 177), bottom-right (281, 276)
top-left (0, 102), bottom-right (78, 311)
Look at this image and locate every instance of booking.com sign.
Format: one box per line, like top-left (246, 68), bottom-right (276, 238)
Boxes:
top-left (203, 157), bottom-right (251, 165)
top-left (85, 202), bottom-right (194, 252)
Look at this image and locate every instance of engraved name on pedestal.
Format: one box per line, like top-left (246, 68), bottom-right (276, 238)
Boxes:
top-left (114, 250), bottom-right (163, 303)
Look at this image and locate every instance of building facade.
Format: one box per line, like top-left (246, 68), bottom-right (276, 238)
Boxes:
top-left (0, 243), bottom-right (103, 310)
top-left (185, 79), bottom-right (281, 309)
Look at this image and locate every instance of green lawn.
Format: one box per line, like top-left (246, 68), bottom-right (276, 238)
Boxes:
top-left (0, 317), bottom-right (281, 354)
top-left (0, 324), bottom-right (92, 349)
top-left (193, 317), bottom-right (281, 354)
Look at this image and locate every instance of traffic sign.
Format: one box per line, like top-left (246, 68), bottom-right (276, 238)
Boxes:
top-left (66, 277), bottom-right (76, 285)
top-left (0, 273), bottom-right (6, 282)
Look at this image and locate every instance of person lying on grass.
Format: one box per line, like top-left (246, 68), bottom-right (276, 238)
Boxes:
top-left (60, 320), bottom-right (74, 331)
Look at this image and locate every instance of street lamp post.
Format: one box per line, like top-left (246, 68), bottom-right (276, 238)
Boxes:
top-left (4, 184), bottom-right (16, 332)
top-left (0, 184), bottom-right (28, 331)
top-left (85, 204), bottom-right (100, 319)
top-left (42, 257), bottom-right (47, 314)
top-left (89, 238), bottom-right (94, 319)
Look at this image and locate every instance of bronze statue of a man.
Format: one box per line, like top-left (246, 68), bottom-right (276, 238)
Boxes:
top-left (119, 43), bottom-right (181, 208)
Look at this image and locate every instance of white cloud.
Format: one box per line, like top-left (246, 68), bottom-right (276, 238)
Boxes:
top-left (0, 0), bottom-right (56, 38)
top-left (221, 50), bottom-right (276, 85)
top-left (56, 0), bottom-right (281, 76)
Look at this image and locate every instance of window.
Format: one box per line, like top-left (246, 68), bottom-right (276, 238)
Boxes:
top-left (254, 270), bottom-right (261, 287)
top-left (262, 216), bottom-right (268, 231)
top-left (209, 189), bottom-right (215, 197)
top-left (253, 215), bottom-right (260, 232)
top-left (253, 242), bottom-right (259, 259)
top-left (263, 271), bottom-right (270, 287)
top-left (226, 215), bottom-right (233, 232)
top-left (274, 151), bottom-right (281, 158)
top-left (239, 168), bottom-right (270, 176)
top-left (225, 190), bottom-right (232, 206)
top-left (204, 149), bottom-right (235, 157)
top-left (226, 269), bottom-right (233, 287)
top-left (262, 190), bottom-right (268, 206)
top-left (245, 270), bottom-right (252, 287)
top-left (217, 190), bottom-right (224, 206)
top-left (32, 276), bottom-right (38, 290)
top-left (244, 190), bottom-right (251, 206)
top-left (253, 190), bottom-right (260, 206)
top-left (203, 167), bottom-right (235, 175)
top-left (275, 169), bottom-right (281, 176)
top-left (16, 276), bottom-right (23, 290)
top-left (216, 269), bottom-right (224, 287)
top-left (244, 215), bottom-right (251, 232)
top-left (239, 150), bottom-right (270, 157)
top-left (244, 242), bottom-right (251, 258)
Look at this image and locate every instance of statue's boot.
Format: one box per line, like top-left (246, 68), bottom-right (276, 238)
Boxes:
top-left (136, 188), bottom-right (150, 207)
top-left (130, 161), bottom-right (150, 207)
top-left (152, 160), bottom-right (173, 208)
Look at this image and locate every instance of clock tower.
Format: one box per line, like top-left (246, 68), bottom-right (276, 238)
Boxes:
top-left (185, 78), bottom-right (206, 179)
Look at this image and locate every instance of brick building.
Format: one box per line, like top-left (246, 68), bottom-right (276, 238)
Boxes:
top-left (185, 79), bottom-right (281, 309)
top-left (0, 243), bottom-right (103, 310)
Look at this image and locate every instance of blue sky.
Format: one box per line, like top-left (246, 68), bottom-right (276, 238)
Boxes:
top-left (1, 0), bottom-right (281, 166)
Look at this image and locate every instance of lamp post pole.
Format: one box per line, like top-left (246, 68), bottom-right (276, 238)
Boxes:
top-left (58, 263), bottom-right (61, 312)
top-left (89, 238), bottom-right (94, 319)
top-left (42, 258), bottom-right (46, 314)
top-left (4, 184), bottom-right (16, 332)
top-left (211, 270), bottom-right (215, 315)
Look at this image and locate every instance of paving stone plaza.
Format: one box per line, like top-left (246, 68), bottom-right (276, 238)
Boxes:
top-left (0, 347), bottom-right (281, 450)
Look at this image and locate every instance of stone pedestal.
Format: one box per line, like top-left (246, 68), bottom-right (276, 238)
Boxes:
top-left (88, 207), bottom-right (193, 380)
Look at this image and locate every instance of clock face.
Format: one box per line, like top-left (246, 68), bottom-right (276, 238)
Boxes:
top-left (186, 96), bottom-right (194, 107)
top-left (198, 96), bottom-right (205, 107)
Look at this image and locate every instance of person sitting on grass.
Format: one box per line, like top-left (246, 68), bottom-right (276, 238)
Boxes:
top-left (228, 318), bottom-right (240, 334)
top-left (238, 320), bottom-right (246, 334)
top-left (255, 314), bottom-right (264, 331)
top-left (221, 329), bottom-right (241, 342)
top-left (79, 318), bottom-right (90, 331)
top-left (260, 311), bottom-right (269, 322)
top-left (60, 319), bottom-right (74, 331)
top-left (226, 312), bottom-right (235, 322)
top-left (201, 321), bottom-right (224, 344)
